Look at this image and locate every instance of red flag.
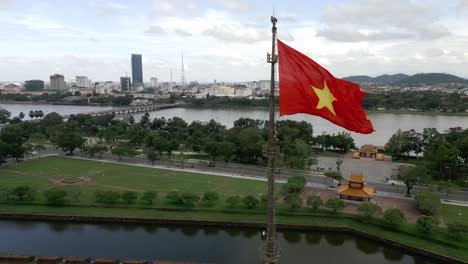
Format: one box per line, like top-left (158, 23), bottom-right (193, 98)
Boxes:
top-left (277, 39), bottom-right (374, 134)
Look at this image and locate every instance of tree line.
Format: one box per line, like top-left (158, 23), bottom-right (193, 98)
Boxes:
top-left (386, 127), bottom-right (468, 187)
top-left (0, 110), bottom-right (355, 170)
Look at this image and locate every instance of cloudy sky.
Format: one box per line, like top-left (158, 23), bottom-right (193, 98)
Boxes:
top-left (1, 0), bottom-right (468, 82)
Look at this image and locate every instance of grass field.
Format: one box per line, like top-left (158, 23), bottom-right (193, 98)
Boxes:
top-left (0, 156), bottom-right (275, 207)
top-left (1, 156), bottom-right (468, 261)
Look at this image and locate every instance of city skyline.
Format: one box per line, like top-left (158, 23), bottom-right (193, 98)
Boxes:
top-left (1, 0), bottom-right (468, 82)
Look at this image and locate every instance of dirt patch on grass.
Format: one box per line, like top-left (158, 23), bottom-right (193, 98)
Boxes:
top-left (48, 176), bottom-right (94, 186)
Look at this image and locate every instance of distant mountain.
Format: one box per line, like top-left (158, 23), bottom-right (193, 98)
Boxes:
top-left (373, 74), bottom-right (410, 84)
top-left (342, 73), bottom-right (468, 85)
top-left (342, 75), bottom-right (374, 83)
top-left (393, 73), bottom-right (468, 85)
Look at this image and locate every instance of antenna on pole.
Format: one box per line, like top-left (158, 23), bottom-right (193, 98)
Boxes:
top-left (181, 52), bottom-right (185, 89)
top-left (170, 68), bottom-right (173, 91)
top-left (260, 15), bottom-right (280, 264)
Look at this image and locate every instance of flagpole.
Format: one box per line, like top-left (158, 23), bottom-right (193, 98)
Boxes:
top-left (262, 15), bottom-right (279, 264)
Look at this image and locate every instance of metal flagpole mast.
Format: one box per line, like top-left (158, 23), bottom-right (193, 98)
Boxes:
top-left (262, 15), bottom-right (279, 264)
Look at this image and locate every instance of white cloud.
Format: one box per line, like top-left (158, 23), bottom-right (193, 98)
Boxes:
top-left (145, 25), bottom-right (167, 35)
top-left (318, 0), bottom-right (451, 42)
top-left (152, 0), bottom-right (197, 17)
top-left (203, 24), bottom-right (269, 43)
top-left (174, 28), bottom-right (192, 36)
top-left (214, 0), bottom-right (253, 12)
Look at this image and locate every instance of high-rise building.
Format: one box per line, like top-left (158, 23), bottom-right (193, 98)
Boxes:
top-left (76, 76), bottom-right (89, 88)
top-left (50, 74), bottom-right (66, 90)
top-left (24, 80), bottom-right (44, 91)
top-left (150, 77), bottom-right (158, 87)
top-left (131, 54), bottom-right (143, 87)
top-left (120, 77), bottom-right (131, 92)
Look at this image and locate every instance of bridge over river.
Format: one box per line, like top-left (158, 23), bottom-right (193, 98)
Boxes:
top-left (63, 103), bottom-right (183, 118)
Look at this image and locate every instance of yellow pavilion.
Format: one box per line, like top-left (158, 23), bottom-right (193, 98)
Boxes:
top-left (338, 174), bottom-right (374, 201)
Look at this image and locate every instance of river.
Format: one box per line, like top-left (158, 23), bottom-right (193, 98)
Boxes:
top-left (1, 103), bottom-right (467, 146)
top-left (0, 220), bottom-right (441, 264)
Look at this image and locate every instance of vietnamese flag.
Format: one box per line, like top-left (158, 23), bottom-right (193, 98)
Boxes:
top-left (278, 39), bottom-right (374, 134)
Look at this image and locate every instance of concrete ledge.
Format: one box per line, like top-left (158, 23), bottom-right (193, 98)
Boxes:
top-left (94, 258), bottom-right (119, 264)
top-left (0, 254), bottom-right (34, 262)
top-left (36, 256), bottom-right (63, 264)
top-left (122, 260), bottom-right (148, 264)
top-left (64, 256), bottom-right (91, 264)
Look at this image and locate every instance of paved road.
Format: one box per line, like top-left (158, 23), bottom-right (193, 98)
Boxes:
top-left (14, 148), bottom-right (468, 203)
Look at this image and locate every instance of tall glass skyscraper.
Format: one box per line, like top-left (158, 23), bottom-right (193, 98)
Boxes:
top-left (131, 54), bottom-right (143, 87)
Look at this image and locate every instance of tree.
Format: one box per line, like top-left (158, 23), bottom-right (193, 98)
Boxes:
top-left (416, 215), bottom-right (439, 233)
top-left (141, 191), bottom-right (157, 205)
top-left (226, 196), bottom-right (241, 208)
top-left (202, 191), bottom-right (220, 206)
top-left (424, 139), bottom-right (459, 180)
top-left (70, 190), bottom-right (81, 202)
top-left (44, 189), bottom-right (67, 206)
top-left (217, 141), bottom-right (236, 163)
top-left (447, 222), bottom-right (468, 241)
top-left (18, 112), bottom-right (25, 119)
top-left (285, 193), bottom-right (302, 211)
top-left (0, 108), bottom-right (11, 124)
top-left (357, 202), bottom-right (382, 218)
top-left (111, 143), bottom-right (136, 161)
top-left (95, 190), bottom-right (120, 204)
top-left (306, 195), bottom-right (323, 210)
top-left (392, 165), bottom-right (426, 197)
top-left (436, 181), bottom-right (456, 199)
top-left (40, 112), bottom-right (63, 127)
top-left (336, 159), bottom-right (343, 172)
top-left (28, 110), bottom-right (35, 119)
top-left (286, 176), bottom-right (306, 193)
top-left (242, 195), bottom-right (259, 209)
top-left (415, 191), bottom-right (440, 216)
top-left (51, 127), bottom-right (85, 155)
top-left (385, 129), bottom-right (411, 159)
top-left (145, 150), bottom-right (160, 166)
top-left (166, 191), bottom-right (181, 205)
top-left (324, 171), bottom-right (343, 187)
top-left (8, 186), bottom-right (35, 201)
top-left (325, 198), bottom-right (346, 213)
top-left (121, 191), bottom-right (138, 204)
top-left (84, 144), bottom-right (107, 158)
top-left (284, 139), bottom-right (316, 169)
top-left (383, 208), bottom-right (406, 227)
top-left (180, 192), bottom-right (200, 207)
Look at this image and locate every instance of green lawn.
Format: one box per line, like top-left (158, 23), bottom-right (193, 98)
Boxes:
top-left (0, 156), bottom-right (274, 206)
top-left (441, 204), bottom-right (468, 225)
top-left (1, 156), bottom-right (468, 261)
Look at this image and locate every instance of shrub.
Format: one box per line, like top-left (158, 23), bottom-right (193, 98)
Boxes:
top-left (121, 191), bottom-right (138, 204)
top-left (8, 185), bottom-right (35, 201)
top-left (447, 222), bottom-right (468, 241)
top-left (416, 215), bottom-right (439, 233)
top-left (260, 194), bottom-right (268, 205)
top-left (95, 190), bottom-right (120, 204)
top-left (415, 191), bottom-right (440, 215)
top-left (202, 191), bottom-right (220, 206)
top-left (286, 176), bottom-right (306, 193)
top-left (383, 208), bottom-right (406, 227)
top-left (141, 191), bottom-right (157, 205)
top-left (325, 198), bottom-right (346, 213)
top-left (285, 193), bottom-right (302, 211)
top-left (306, 195), bottom-right (323, 210)
top-left (69, 190), bottom-right (81, 202)
top-left (180, 192), bottom-right (200, 207)
top-left (357, 202), bottom-right (382, 218)
top-left (242, 195), bottom-right (259, 209)
top-left (166, 191), bottom-right (181, 205)
top-left (226, 196), bottom-right (241, 208)
top-left (44, 189), bottom-right (67, 206)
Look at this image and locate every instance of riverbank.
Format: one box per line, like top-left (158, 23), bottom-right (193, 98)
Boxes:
top-left (0, 206), bottom-right (466, 263)
top-left (182, 105), bottom-right (468, 116)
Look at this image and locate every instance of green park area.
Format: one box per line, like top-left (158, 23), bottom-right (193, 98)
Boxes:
top-left (0, 156), bottom-right (468, 262)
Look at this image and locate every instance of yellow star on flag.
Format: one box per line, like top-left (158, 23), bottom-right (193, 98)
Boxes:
top-left (311, 80), bottom-right (337, 116)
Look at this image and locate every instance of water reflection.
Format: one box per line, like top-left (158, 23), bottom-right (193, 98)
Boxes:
top-left (382, 246), bottom-right (405, 262)
top-left (0, 220), bottom-right (443, 264)
top-left (355, 237), bottom-right (381, 255)
top-left (304, 232), bottom-right (322, 245)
